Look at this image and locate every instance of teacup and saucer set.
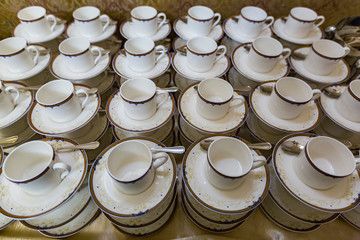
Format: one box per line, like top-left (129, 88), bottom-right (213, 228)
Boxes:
top-left (272, 7), bottom-right (324, 45)
top-left (120, 6), bottom-right (171, 42)
top-left (173, 6), bottom-right (224, 41)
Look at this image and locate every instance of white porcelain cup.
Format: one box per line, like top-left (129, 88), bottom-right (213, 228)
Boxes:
top-left (106, 140), bottom-right (168, 195)
top-left (0, 37), bottom-right (39, 73)
top-left (303, 39), bottom-right (350, 76)
top-left (131, 6), bottom-right (167, 37)
top-left (268, 77), bottom-right (321, 120)
top-left (120, 78), bottom-right (168, 120)
top-left (58, 37), bottom-right (103, 73)
top-left (17, 6), bottom-right (57, 37)
top-left (186, 37), bottom-right (226, 73)
top-left (206, 137), bottom-right (266, 190)
top-left (196, 78), bottom-right (244, 120)
top-left (36, 80), bottom-right (89, 123)
top-left (284, 7), bottom-right (325, 38)
top-left (236, 6), bottom-right (274, 38)
top-left (124, 37), bottom-right (166, 72)
top-left (335, 80), bottom-right (360, 122)
top-left (73, 6), bottom-right (110, 37)
top-left (187, 6), bottom-right (221, 36)
top-left (295, 136), bottom-right (360, 190)
top-left (247, 37), bottom-right (291, 73)
top-left (0, 82), bottom-right (20, 119)
top-left (3, 140), bottom-right (71, 196)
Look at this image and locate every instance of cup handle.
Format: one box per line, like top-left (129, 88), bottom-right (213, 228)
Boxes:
top-left (215, 45), bottom-right (227, 63)
top-left (251, 155), bottom-right (267, 170)
top-left (100, 14), bottom-right (110, 31)
top-left (212, 13), bottom-right (221, 28)
top-left (90, 46), bottom-right (102, 65)
top-left (343, 47), bottom-right (351, 57)
top-left (75, 89), bottom-right (89, 109)
top-left (152, 152), bottom-right (168, 169)
top-left (52, 162), bottom-right (71, 179)
top-left (314, 16), bottom-right (325, 28)
top-left (46, 14), bottom-right (57, 32)
top-left (4, 86), bottom-right (20, 105)
top-left (157, 13), bottom-right (167, 30)
top-left (155, 45), bottom-right (166, 63)
top-left (281, 48), bottom-right (291, 59)
top-left (26, 45), bottom-right (39, 65)
top-left (229, 94), bottom-right (244, 109)
top-left (310, 89), bottom-right (321, 101)
top-left (156, 90), bottom-right (169, 110)
top-left (262, 16), bottom-right (274, 30)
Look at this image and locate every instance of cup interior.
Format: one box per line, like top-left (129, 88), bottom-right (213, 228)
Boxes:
top-left (208, 137), bottom-right (252, 177)
top-left (188, 6), bottom-right (214, 20)
top-left (3, 141), bottom-right (53, 182)
top-left (241, 6), bottom-right (267, 21)
top-left (125, 37), bottom-right (155, 55)
top-left (73, 6), bottom-right (100, 21)
top-left (290, 7), bottom-right (317, 21)
top-left (187, 37), bottom-right (217, 54)
top-left (107, 140), bottom-right (151, 182)
top-left (120, 78), bottom-right (156, 102)
top-left (131, 6), bottom-right (157, 20)
top-left (312, 40), bottom-right (345, 59)
top-left (198, 78), bottom-right (233, 103)
top-left (306, 136), bottom-right (355, 177)
top-left (349, 80), bottom-right (360, 100)
top-left (0, 37), bottom-right (27, 55)
top-left (253, 37), bottom-right (282, 57)
top-left (36, 80), bottom-right (74, 105)
top-left (17, 6), bottom-right (46, 21)
top-left (59, 37), bottom-right (90, 55)
top-left (275, 77), bottom-right (313, 103)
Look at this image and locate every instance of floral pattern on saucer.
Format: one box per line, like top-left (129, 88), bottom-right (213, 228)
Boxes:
top-left (120, 21), bottom-right (171, 42)
top-left (232, 44), bottom-right (290, 82)
top-left (66, 22), bottom-right (117, 43)
top-left (250, 81), bottom-right (321, 133)
top-left (178, 83), bottom-right (247, 133)
top-left (0, 138), bottom-right (87, 219)
top-left (272, 133), bottom-right (360, 213)
top-left (341, 210), bottom-right (360, 230)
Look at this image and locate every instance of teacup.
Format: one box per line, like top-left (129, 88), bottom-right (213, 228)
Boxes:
top-left (196, 78), bottom-right (244, 120)
top-left (303, 39), bottom-right (350, 76)
top-left (268, 77), bottom-right (321, 120)
top-left (187, 6), bottom-right (221, 36)
top-left (58, 37), bottom-right (103, 73)
top-left (206, 137), bottom-right (266, 190)
top-left (236, 6), bottom-right (274, 38)
top-left (106, 140), bottom-right (168, 195)
top-left (284, 7), bottom-right (325, 38)
top-left (2, 140), bottom-right (71, 196)
top-left (131, 6), bottom-right (167, 37)
top-left (17, 6), bottom-right (57, 37)
top-left (120, 78), bottom-right (168, 120)
top-left (124, 37), bottom-right (166, 72)
top-left (0, 37), bottom-right (39, 73)
top-left (36, 80), bottom-right (90, 123)
top-left (295, 136), bottom-right (360, 190)
top-left (186, 37), bottom-right (226, 73)
top-left (73, 6), bottom-right (110, 37)
top-left (335, 80), bottom-right (360, 122)
top-left (0, 82), bottom-right (20, 119)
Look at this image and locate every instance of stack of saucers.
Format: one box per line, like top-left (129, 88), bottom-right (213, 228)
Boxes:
top-left (0, 145), bottom-right (14, 230)
top-left (341, 204), bottom-right (360, 231)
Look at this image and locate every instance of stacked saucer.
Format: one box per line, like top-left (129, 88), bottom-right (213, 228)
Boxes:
top-left (341, 204), bottom-right (360, 231)
top-left (0, 145), bottom-right (14, 230)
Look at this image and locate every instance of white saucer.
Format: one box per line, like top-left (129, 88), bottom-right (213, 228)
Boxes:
top-left (120, 21), bottom-right (171, 42)
top-left (232, 44), bottom-right (290, 82)
top-left (272, 133), bottom-right (360, 213)
top-left (106, 90), bottom-right (175, 132)
top-left (319, 85), bottom-right (360, 133)
top-left (223, 16), bottom-right (272, 43)
top-left (342, 210), bottom-right (360, 230)
top-left (66, 21), bottom-right (117, 43)
top-left (0, 213), bottom-right (13, 230)
top-left (0, 45), bottom-right (51, 81)
top-left (172, 37), bottom-right (187, 52)
top-left (13, 19), bottom-right (66, 44)
top-left (250, 81), bottom-right (321, 132)
top-left (173, 17), bottom-right (224, 41)
top-left (50, 49), bottom-right (111, 81)
top-left (172, 52), bottom-right (230, 81)
top-left (178, 83), bottom-right (247, 133)
top-left (173, 72), bottom-right (200, 92)
top-left (182, 135), bottom-right (269, 213)
top-left (289, 47), bottom-right (351, 84)
top-left (0, 138), bottom-right (87, 219)
top-left (28, 84), bottom-right (100, 136)
top-left (272, 18), bottom-right (322, 45)
top-left (89, 137), bottom-right (176, 217)
top-left (112, 52), bottom-right (171, 79)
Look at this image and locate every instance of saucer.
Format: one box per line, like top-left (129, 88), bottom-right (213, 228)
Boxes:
top-left (232, 44), bottom-right (290, 82)
top-left (50, 49), bottom-right (111, 81)
top-left (342, 210), bottom-right (360, 230)
top-left (172, 52), bottom-right (230, 81)
top-left (66, 21), bottom-right (117, 43)
top-left (0, 213), bottom-right (13, 230)
top-left (1, 123), bottom-right (35, 149)
top-left (0, 138), bottom-right (87, 219)
top-left (112, 52), bottom-right (171, 79)
top-left (13, 18), bottom-right (66, 43)
top-left (173, 17), bottom-right (224, 41)
top-left (89, 137), bottom-right (176, 217)
top-left (319, 85), bottom-right (360, 134)
top-left (178, 83), bottom-right (247, 133)
top-left (0, 45), bottom-right (51, 81)
top-left (172, 37), bottom-right (187, 52)
top-left (120, 21), bottom-right (171, 42)
top-left (106, 90), bottom-right (174, 132)
top-left (28, 84), bottom-right (100, 136)
top-left (223, 16), bottom-right (272, 43)
top-left (272, 18), bottom-right (322, 45)
top-left (289, 47), bottom-right (351, 84)
top-left (250, 81), bottom-right (321, 132)
top-left (182, 135), bottom-right (269, 213)
top-left (173, 73), bottom-right (200, 92)
top-left (272, 133), bottom-right (360, 213)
